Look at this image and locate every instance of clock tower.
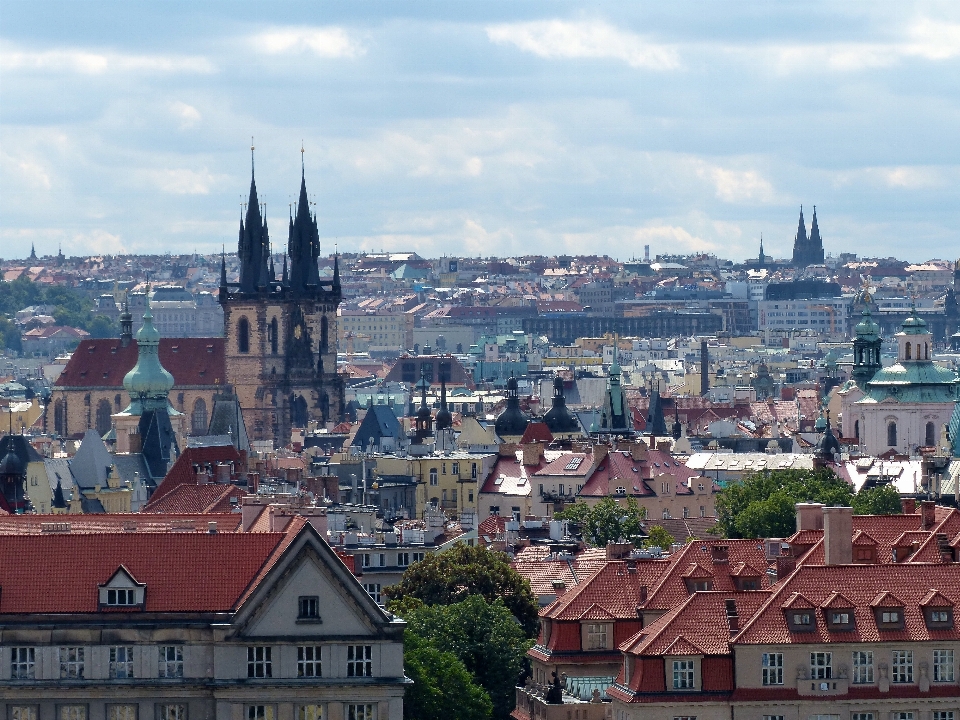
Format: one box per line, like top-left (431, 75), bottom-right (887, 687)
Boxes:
top-left (220, 150), bottom-right (344, 445)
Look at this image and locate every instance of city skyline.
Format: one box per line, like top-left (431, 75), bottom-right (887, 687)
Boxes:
top-left (2, 2), bottom-right (959, 262)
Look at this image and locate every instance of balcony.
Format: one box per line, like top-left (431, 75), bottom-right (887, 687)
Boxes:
top-left (797, 676), bottom-right (849, 696)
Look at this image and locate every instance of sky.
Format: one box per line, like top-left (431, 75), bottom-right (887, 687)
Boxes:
top-left (1, 1), bottom-right (959, 263)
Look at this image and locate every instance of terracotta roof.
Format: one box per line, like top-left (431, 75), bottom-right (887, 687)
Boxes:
top-left (0, 530), bottom-right (289, 613)
top-left (0, 512), bottom-right (242, 534)
top-left (480, 450), bottom-right (565, 496)
top-left (519, 422), bottom-right (554, 445)
top-left (141, 483), bottom-right (242, 514)
top-left (541, 559), bottom-right (672, 621)
top-left (735, 563), bottom-right (960, 645)
top-left (512, 546), bottom-right (607, 598)
top-left (578, 449), bottom-right (693, 498)
top-left (147, 444), bottom-right (243, 507)
top-left (620, 591), bottom-right (768, 657)
top-left (55, 338), bottom-right (226, 389)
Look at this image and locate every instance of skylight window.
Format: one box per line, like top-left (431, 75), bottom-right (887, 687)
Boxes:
top-left (564, 457), bottom-right (583, 471)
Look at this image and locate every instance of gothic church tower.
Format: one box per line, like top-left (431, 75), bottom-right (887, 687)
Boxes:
top-left (791, 206), bottom-right (826, 267)
top-left (220, 150), bottom-right (344, 445)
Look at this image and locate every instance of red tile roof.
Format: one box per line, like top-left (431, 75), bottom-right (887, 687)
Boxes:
top-left (141, 483), bottom-right (242, 514)
top-left (512, 546), bottom-right (607, 598)
top-left (519, 422), bottom-right (554, 445)
top-left (0, 513), bottom-right (243, 534)
top-left (0, 530), bottom-right (288, 613)
top-left (541, 560), bottom-right (672, 621)
top-left (54, 338), bottom-right (226, 389)
top-left (735, 563), bottom-right (960, 645)
top-left (147, 444), bottom-right (244, 508)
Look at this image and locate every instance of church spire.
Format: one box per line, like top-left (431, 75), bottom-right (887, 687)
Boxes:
top-left (332, 252), bottom-right (341, 293)
top-left (239, 141), bottom-right (267, 293)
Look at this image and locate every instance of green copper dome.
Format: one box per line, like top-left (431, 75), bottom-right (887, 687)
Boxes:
top-left (854, 309), bottom-right (880, 340)
top-left (122, 293), bottom-right (174, 412)
top-left (899, 306), bottom-right (928, 336)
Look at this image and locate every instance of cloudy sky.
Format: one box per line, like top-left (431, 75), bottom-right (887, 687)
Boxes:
top-left (2, 1), bottom-right (959, 262)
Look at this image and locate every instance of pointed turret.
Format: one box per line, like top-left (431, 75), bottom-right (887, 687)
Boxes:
top-left (119, 294), bottom-right (133, 348)
top-left (792, 205), bottom-right (808, 266)
top-left (647, 382), bottom-right (668, 437)
top-left (219, 249), bottom-right (227, 290)
top-left (281, 253), bottom-right (289, 285)
top-left (672, 405), bottom-right (682, 440)
top-left (435, 373), bottom-right (452, 432)
top-left (239, 147), bottom-right (268, 293)
top-left (28, 243), bottom-right (37, 261)
top-left (332, 253), bottom-right (341, 293)
top-left (808, 205), bottom-right (825, 263)
top-left (288, 166), bottom-right (318, 295)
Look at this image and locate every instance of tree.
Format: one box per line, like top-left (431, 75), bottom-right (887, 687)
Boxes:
top-left (852, 484), bottom-right (903, 516)
top-left (394, 596), bottom-right (532, 720)
top-left (403, 632), bottom-right (493, 720)
top-left (88, 315), bottom-right (118, 339)
top-left (554, 496), bottom-right (647, 548)
top-left (643, 525), bottom-right (675, 549)
top-left (714, 468), bottom-right (854, 539)
top-left (382, 543), bottom-right (539, 637)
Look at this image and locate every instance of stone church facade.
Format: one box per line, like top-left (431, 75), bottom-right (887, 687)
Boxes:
top-left (219, 156), bottom-right (345, 446)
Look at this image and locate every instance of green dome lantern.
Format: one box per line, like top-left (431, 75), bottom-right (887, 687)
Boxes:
top-left (122, 291), bottom-right (174, 414)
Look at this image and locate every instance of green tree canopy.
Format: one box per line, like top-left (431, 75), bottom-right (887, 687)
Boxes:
top-left (403, 632), bottom-right (493, 720)
top-left (393, 596), bottom-right (532, 720)
top-left (642, 525), bottom-right (675, 549)
top-left (714, 468), bottom-right (854, 539)
top-left (554, 496), bottom-right (646, 548)
top-left (851, 484), bottom-right (904, 516)
top-left (382, 543), bottom-right (539, 637)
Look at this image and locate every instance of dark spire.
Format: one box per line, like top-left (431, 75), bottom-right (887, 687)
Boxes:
top-left (435, 372), bottom-right (452, 432)
top-left (646, 381), bottom-right (668, 437)
top-left (281, 253), bottom-right (289, 285)
top-left (672, 405), bottom-right (682, 441)
top-left (288, 165), bottom-right (316, 295)
top-left (332, 252), bottom-right (341, 292)
top-left (758, 234), bottom-right (765, 265)
top-left (809, 205), bottom-right (824, 262)
top-left (52, 478), bottom-right (66, 508)
top-left (29, 243), bottom-right (37, 261)
top-left (238, 142), bottom-right (267, 293)
top-left (120, 293), bottom-right (133, 348)
top-left (219, 248), bottom-right (227, 289)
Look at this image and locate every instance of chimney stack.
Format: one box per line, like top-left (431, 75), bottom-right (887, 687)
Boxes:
top-left (901, 497), bottom-right (916, 515)
top-left (795, 502), bottom-right (825, 532)
top-left (921, 500), bottom-right (936, 531)
top-left (700, 341), bottom-right (709, 396)
top-left (522, 441), bottom-right (544, 467)
top-left (551, 579), bottom-right (567, 597)
top-left (823, 506), bottom-right (853, 566)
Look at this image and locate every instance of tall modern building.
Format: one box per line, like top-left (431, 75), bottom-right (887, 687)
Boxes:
top-left (791, 205), bottom-right (826, 267)
top-left (220, 152), bottom-right (344, 445)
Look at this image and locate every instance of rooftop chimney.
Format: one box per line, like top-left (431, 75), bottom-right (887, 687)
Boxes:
top-left (522, 441), bottom-right (544, 466)
top-left (606, 542), bottom-right (632, 560)
top-left (921, 500), bottom-right (936, 531)
top-left (207, 521), bottom-right (218, 534)
top-left (551, 579), bottom-right (567, 597)
top-left (725, 599), bottom-right (739, 634)
top-left (711, 544), bottom-right (729, 563)
top-left (901, 497), bottom-right (917, 515)
top-left (795, 502), bottom-right (825, 532)
top-left (822, 506), bottom-right (853, 566)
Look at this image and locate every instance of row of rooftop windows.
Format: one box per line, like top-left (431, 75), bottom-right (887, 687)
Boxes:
top-left (8, 704), bottom-right (375, 720)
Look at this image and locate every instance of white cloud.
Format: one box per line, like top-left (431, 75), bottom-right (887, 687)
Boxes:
top-left (169, 101), bottom-right (202, 129)
top-left (252, 26), bottom-right (364, 58)
top-left (71, 229), bottom-right (125, 255)
top-left (689, 160), bottom-right (776, 204)
top-left (831, 165), bottom-right (951, 190)
top-left (904, 18), bottom-right (960, 60)
top-left (0, 46), bottom-right (214, 75)
top-left (142, 168), bottom-right (224, 195)
top-left (486, 20), bottom-right (679, 70)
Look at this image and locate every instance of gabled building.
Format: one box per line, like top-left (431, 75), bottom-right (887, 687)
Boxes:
top-left (0, 519), bottom-right (407, 717)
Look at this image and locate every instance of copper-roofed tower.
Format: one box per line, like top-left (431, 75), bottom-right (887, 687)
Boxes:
top-left (219, 146), bottom-right (344, 445)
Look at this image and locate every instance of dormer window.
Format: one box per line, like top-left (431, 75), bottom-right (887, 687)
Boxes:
top-left (821, 592), bottom-right (856, 632)
top-left (298, 595), bottom-right (322, 622)
top-left (871, 591), bottom-right (906, 630)
top-left (793, 612), bottom-right (812, 626)
top-left (98, 566), bottom-right (145, 610)
top-left (783, 592), bottom-right (817, 632)
top-left (920, 589), bottom-right (955, 629)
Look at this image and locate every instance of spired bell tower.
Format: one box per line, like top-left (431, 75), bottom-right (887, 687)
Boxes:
top-left (220, 144), bottom-right (344, 446)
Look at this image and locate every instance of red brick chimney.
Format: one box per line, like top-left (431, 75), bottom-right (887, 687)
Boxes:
top-left (921, 500), bottom-right (936, 531)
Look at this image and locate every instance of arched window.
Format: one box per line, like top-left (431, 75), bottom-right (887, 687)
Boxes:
top-left (887, 421), bottom-right (898, 447)
top-left (54, 398), bottom-right (66, 437)
top-left (854, 420), bottom-right (860, 441)
top-left (905, 342), bottom-right (911, 360)
top-left (321, 316), bottom-right (329, 354)
top-left (270, 317), bottom-right (278, 355)
top-left (192, 398), bottom-right (208, 435)
top-left (238, 317), bottom-right (249, 353)
top-left (926, 421), bottom-right (936, 447)
top-left (114, 393), bottom-right (122, 410)
top-left (924, 343), bottom-right (929, 360)
top-left (291, 394), bottom-right (308, 428)
top-left (95, 399), bottom-right (112, 436)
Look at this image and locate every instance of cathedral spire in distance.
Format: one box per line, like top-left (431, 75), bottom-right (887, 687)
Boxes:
top-left (239, 140), bottom-right (268, 293)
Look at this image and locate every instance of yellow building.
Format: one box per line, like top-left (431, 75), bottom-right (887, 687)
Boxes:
top-left (373, 451), bottom-right (495, 518)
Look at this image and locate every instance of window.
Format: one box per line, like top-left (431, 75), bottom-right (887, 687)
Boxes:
top-left (891, 649), bottom-right (913, 683)
top-left (10, 709), bottom-right (38, 720)
top-left (928, 609), bottom-right (952, 625)
top-left (926, 421), bottom-right (936, 446)
top-left (59, 647), bottom-right (85, 679)
top-left (893, 714), bottom-right (914, 720)
top-left (11, 647), bottom-right (35, 679)
top-left (107, 706), bottom-right (137, 720)
top-left (159, 645), bottom-right (183, 678)
top-left (672, 717), bottom-right (697, 720)
top-left (429, 469), bottom-right (438, 485)
top-left (246, 708), bottom-right (275, 720)
top-left (297, 707), bottom-right (323, 720)
top-left (157, 707), bottom-right (186, 720)
top-left (299, 595), bottom-right (320, 620)
top-left (672, 659), bottom-right (695, 689)
top-left (852, 650), bottom-right (873, 684)
top-left (831, 612), bottom-right (850, 624)
top-left (850, 715), bottom-right (874, 720)
top-left (933, 648), bottom-right (954, 682)
top-left (887, 421), bottom-right (897, 447)
top-left (298, 646), bottom-right (322, 677)
top-left (238, 317), bottom-right (250, 353)
top-left (347, 645), bottom-right (372, 677)
top-left (247, 646), bottom-right (273, 678)
top-left (106, 588), bottom-right (136, 606)
top-left (452, 462), bottom-right (459, 475)
top-left (763, 716), bottom-right (785, 720)
top-left (58, 708), bottom-right (86, 720)
top-left (810, 652), bottom-right (832, 679)
top-left (365, 583), bottom-right (382, 603)
top-left (586, 623), bottom-right (609, 650)
top-left (881, 610), bottom-right (900, 624)
top-left (933, 713), bottom-right (955, 720)
top-left (109, 646), bottom-right (134, 679)
top-left (471, 463), bottom-right (477, 479)
top-left (413, 552), bottom-right (424, 562)
top-left (191, 398), bottom-right (207, 435)
top-left (346, 706), bottom-right (375, 720)
top-left (761, 652), bottom-right (783, 685)
top-left (398, 552), bottom-right (410, 566)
